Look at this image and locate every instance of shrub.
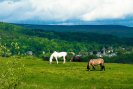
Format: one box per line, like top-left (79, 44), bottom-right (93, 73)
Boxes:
top-left (0, 57), bottom-right (26, 89)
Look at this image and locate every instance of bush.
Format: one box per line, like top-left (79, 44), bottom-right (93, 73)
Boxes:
top-left (0, 57), bottom-right (26, 89)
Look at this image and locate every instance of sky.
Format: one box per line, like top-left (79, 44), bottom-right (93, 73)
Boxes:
top-left (0, 0), bottom-right (133, 26)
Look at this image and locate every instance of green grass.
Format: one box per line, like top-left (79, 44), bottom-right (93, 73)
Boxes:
top-left (1, 56), bottom-right (133, 89)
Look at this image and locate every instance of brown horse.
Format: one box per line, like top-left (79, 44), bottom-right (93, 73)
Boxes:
top-left (87, 58), bottom-right (105, 71)
top-left (70, 55), bottom-right (81, 62)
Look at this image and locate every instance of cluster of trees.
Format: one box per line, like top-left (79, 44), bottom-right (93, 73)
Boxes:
top-left (103, 52), bottom-right (133, 63)
top-left (0, 42), bottom-right (20, 57)
top-left (0, 22), bottom-right (133, 63)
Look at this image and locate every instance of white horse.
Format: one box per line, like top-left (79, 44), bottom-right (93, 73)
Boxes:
top-left (49, 51), bottom-right (67, 64)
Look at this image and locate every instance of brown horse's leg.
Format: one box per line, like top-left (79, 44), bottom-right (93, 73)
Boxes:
top-left (100, 64), bottom-right (103, 71)
top-left (103, 65), bottom-right (105, 71)
top-left (92, 65), bottom-right (95, 70)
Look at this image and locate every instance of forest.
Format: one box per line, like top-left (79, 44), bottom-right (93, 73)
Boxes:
top-left (0, 22), bottom-right (133, 63)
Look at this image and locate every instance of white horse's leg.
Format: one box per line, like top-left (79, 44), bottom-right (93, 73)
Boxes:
top-left (49, 56), bottom-right (53, 64)
top-left (55, 57), bottom-right (58, 64)
top-left (63, 56), bottom-right (66, 64)
top-left (49, 61), bottom-right (52, 64)
top-left (49, 61), bottom-right (51, 64)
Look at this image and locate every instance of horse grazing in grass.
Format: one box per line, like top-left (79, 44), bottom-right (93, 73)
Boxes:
top-left (70, 55), bottom-right (81, 62)
top-left (49, 51), bottom-right (67, 64)
top-left (87, 58), bottom-right (105, 71)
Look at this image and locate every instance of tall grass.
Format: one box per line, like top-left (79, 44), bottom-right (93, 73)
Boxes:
top-left (0, 56), bottom-right (26, 89)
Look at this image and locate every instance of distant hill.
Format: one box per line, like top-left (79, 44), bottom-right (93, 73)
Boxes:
top-left (0, 22), bottom-right (133, 57)
top-left (16, 24), bottom-right (133, 38)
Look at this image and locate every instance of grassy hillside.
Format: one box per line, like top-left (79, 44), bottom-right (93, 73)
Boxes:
top-left (16, 24), bottom-right (133, 38)
top-left (1, 56), bottom-right (133, 89)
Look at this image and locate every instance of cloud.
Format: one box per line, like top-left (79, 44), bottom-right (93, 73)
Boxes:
top-left (0, 0), bottom-right (133, 24)
top-left (81, 0), bottom-right (133, 21)
top-left (0, 0), bottom-right (32, 21)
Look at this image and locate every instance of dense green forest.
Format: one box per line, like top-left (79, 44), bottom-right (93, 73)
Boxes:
top-left (0, 22), bottom-right (133, 63)
top-left (17, 24), bottom-right (133, 37)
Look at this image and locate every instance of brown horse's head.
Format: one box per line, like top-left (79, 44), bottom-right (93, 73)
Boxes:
top-left (87, 62), bottom-right (90, 70)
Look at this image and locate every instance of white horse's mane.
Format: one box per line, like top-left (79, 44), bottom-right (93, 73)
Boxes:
top-left (49, 51), bottom-right (67, 64)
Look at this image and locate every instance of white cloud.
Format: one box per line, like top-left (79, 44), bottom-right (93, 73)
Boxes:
top-left (81, 0), bottom-right (133, 21)
top-left (0, 0), bottom-right (133, 23)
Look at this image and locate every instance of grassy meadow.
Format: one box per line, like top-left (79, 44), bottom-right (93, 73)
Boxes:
top-left (0, 56), bottom-right (133, 89)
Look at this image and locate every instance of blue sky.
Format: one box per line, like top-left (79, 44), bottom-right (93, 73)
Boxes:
top-left (0, 0), bottom-right (133, 26)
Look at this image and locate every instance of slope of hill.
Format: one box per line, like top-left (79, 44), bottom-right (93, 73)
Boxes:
top-left (0, 22), bottom-right (133, 58)
top-left (16, 24), bottom-right (133, 38)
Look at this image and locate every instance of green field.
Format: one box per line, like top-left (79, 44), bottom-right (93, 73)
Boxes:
top-left (0, 56), bottom-right (133, 89)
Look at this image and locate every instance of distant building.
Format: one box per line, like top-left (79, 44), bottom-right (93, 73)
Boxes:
top-left (96, 52), bottom-right (103, 57)
top-left (105, 53), bottom-right (117, 58)
top-left (102, 47), bottom-right (106, 55)
top-left (89, 52), bottom-right (93, 55)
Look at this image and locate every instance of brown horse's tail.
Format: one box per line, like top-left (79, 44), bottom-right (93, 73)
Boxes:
top-left (102, 59), bottom-right (105, 71)
top-left (100, 59), bottom-right (105, 71)
top-left (101, 64), bottom-right (105, 71)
